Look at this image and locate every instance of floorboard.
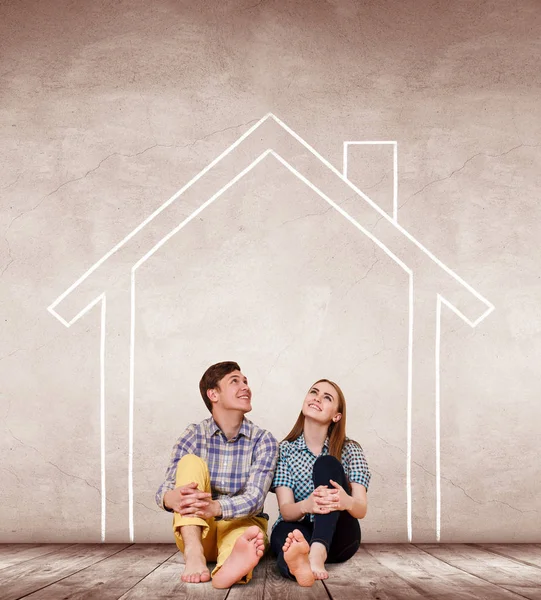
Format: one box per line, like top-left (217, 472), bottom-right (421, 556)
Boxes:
top-left (17, 544), bottom-right (178, 600)
top-left (419, 544), bottom-right (541, 600)
top-left (0, 545), bottom-right (75, 571)
top-left (322, 545), bottom-right (426, 600)
top-left (0, 544), bottom-right (130, 600)
top-left (476, 544), bottom-right (541, 570)
top-left (367, 544), bottom-right (525, 600)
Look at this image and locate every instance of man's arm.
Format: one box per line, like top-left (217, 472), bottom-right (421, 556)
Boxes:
top-left (217, 431), bottom-right (278, 520)
top-left (155, 425), bottom-right (197, 511)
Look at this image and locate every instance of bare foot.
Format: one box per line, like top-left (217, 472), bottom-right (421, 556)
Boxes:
top-left (181, 548), bottom-right (211, 583)
top-left (212, 525), bottom-right (265, 589)
top-left (309, 543), bottom-right (328, 580)
top-left (283, 529), bottom-right (315, 587)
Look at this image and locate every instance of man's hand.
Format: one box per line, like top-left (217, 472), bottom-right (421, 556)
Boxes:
top-left (194, 499), bottom-right (222, 520)
top-left (163, 482), bottom-right (212, 514)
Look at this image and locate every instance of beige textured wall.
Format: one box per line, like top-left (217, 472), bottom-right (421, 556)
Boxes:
top-left (1, 0), bottom-right (540, 543)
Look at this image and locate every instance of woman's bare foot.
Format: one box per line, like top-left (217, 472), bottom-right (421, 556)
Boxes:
top-left (181, 548), bottom-right (211, 583)
top-left (211, 525), bottom-right (265, 589)
top-left (283, 530), bottom-right (315, 587)
top-left (309, 542), bottom-right (329, 580)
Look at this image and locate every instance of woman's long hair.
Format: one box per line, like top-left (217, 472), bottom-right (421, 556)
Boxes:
top-left (283, 378), bottom-right (352, 460)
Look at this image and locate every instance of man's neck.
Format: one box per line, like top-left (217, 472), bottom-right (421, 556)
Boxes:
top-left (212, 410), bottom-right (245, 441)
top-left (303, 419), bottom-right (329, 455)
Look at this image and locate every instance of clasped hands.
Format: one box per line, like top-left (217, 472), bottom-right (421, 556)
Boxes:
top-left (164, 482), bottom-right (221, 519)
top-left (303, 479), bottom-right (353, 515)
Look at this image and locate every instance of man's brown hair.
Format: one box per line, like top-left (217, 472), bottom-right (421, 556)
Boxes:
top-left (199, 361), bottom-right (241, 413)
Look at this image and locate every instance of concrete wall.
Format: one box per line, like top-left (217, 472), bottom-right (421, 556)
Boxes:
top-left (1, 0), bottom-right (539, 543)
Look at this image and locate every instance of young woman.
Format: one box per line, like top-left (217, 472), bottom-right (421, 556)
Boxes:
top-left (270, 379), bottom-right (371, 587)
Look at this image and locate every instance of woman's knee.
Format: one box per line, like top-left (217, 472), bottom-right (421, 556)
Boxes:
top-left (313, 455), bottom-right (345, 484)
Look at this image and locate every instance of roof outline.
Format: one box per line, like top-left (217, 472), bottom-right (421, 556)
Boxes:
top-left (48, 112), bottom-right (494, 328)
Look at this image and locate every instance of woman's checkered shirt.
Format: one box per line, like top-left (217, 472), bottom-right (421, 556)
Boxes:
top-left (271, 434), bottom-right (371, 526)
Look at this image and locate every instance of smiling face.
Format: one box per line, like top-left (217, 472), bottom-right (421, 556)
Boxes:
top-left (302, 380), bottom-right (342, 426)
top-left (207, 370), bottom-right (252, 415)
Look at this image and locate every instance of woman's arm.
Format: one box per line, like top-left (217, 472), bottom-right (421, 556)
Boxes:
top-left (347, 482), bottom-right (368, 519)
top-left (328, 479), bottom-right (368, 519)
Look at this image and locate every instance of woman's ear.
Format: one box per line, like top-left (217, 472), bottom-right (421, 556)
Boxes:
top-left (333, 413), bottom-right (342, 423)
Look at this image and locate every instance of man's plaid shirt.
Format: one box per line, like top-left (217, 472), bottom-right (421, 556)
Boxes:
top-left (155, 416), bottom-right (278, 520)
top-left (271, 434), bottom-right (371, 527)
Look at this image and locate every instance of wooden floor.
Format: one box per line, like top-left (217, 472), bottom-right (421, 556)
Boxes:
top-left (1, 544), bottom-right (541, 599)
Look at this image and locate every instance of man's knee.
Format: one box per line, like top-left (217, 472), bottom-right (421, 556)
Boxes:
top-left (175, 454), bottom-right (210, 486)
top-left (177, 453), bottom-right (207, 470)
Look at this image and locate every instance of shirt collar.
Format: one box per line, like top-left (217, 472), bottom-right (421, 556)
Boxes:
top-left (293, 433), bottom-right (330, 452)
top-left (209, 416), bottom-right (252, 440)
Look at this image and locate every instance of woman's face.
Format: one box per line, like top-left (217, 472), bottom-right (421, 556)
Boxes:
top-left (302, 380), bottom-right (342, 425)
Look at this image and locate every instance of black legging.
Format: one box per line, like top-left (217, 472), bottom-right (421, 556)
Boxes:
top-left (270, 455), bottom-right (361, 579)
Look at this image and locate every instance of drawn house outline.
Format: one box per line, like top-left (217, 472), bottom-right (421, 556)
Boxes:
top-left (47, 113), bottom-right (494, 543)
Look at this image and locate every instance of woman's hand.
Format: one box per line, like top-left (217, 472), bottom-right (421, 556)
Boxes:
top-left (302, 485), bottom-right (336, 515)
top-left (328, 479), bottom-right (354, 512)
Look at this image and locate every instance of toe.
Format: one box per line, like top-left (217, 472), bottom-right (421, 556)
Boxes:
top-left (292, 529), bottom-right (305, 542)
top-left (201, 570), bottom-right (211, 583)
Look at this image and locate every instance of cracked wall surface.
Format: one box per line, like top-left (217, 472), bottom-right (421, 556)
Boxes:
top-left (1, 0), bottom-right (540, 542)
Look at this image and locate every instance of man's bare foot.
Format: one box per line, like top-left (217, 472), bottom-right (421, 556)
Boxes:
top-left (309, 542), bottom-right (328, 580)
top-left (283, 529), bottom-right (315, 587)
top-left (211, 525), bottom-right (265, 589)
top-left (181, 548), bottom-right (211, 583)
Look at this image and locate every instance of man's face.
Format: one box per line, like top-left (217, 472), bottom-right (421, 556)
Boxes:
top-left (210, 370), bottom-right (252, 414)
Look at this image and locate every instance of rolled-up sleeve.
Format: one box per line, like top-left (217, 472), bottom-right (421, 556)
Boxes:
top-left (344, 441), bottom-right (371, 491)
top-left (218, 431), bottom-right (278, 520)
top-left (155, 425), bottom-right (197, 511)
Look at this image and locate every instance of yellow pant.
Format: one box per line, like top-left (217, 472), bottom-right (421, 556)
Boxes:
top-left (172, 454), bottom-right (269, 583)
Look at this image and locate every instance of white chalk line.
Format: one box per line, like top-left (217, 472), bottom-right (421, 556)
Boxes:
top-left (436, 294), bottom-right (442, 541)
top-left (407, 276), bottom-right (413, 542)
top-left (100, 294), bottom-right (106, 542)
top-left (394, 143), bottom-right (398, 222)
top-left (343, 141), bottom-right (398, 221)
top-left (47, 114), bottom-right (495, 542)
top-left (129, 272), bottom-right (135, 541)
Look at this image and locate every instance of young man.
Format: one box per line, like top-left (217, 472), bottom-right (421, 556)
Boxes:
top-left (155, 361), bottom-right (278, 588)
